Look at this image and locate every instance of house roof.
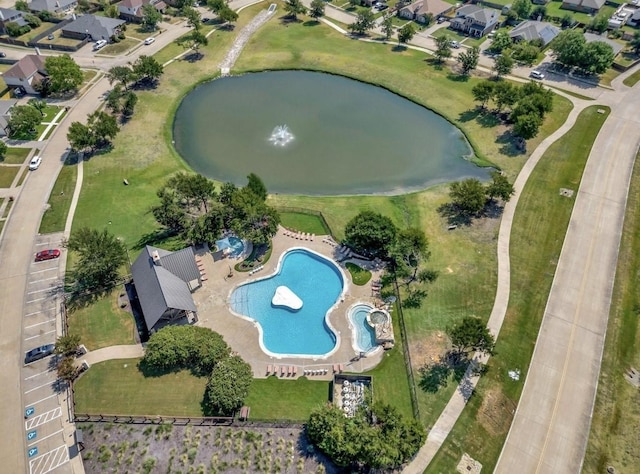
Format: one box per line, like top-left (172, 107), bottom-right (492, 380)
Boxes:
top-left (454, 4), bottom-right (499, 25)
top-left (28, 0), bottom-right (77, 12)
top-left (0, 7), bottom-right (25, 21)
top-left (584, 32), bottom-right (624, 55)
top-left (62, 14), bottom-right (125, 39)
top-left (131, 245), bottom-right (200, 331)
top-left (401, 0), bottom-right (452, 17)
top-left (509, 20), bottom-right (560, 45)
top-left (3, 54), bottom-right (47, 80)
top-left (562, 0), bottom-right (605, 8)
top-left (0, 99), bottom-right (17, 117)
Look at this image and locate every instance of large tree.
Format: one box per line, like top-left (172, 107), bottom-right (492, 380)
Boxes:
top-left (131, 55), bottom-right (164, 86)
top-left (382, 14), bottom-right (393, 40)
top-left (246, 172), bottom-right (267, 201)
top-left (512, 0), bottom-right (532, 20)
top-left (434, 35), bottom-right (452, 62)
top-left (488, 30), bottom-right (512, 53)
top-left (141, 3), bottom-right (162, 30)
top-left (486, 171), bottom-right (515, 202)
top-left (44, 55), bottom-right (83, 94)
top-left (344, 211), bottom-right (397, 258)
top-left (349, 9), bottom-right (375, 35)
top-left (177, 29), bottom-right (208, 55)
top-left (309, 0), bottom-right (325, 20)
top-left (107, 65), bottom-right (135, 90)
top-left (448, 316), bottom-right (495, 359)
top-left (579, 40), bottom-right (614, 75)
top-left (472, 80), bottom-right (495, 109)
top-left (457, 45), bottom-right (480, 75)
top-left (449, 178), bottom-right (486, 215)
top-left (513, 112), bottom-right (542, 139)
top-left (398, 23), bottom-right (416, 44)
top-left (203, 355), bottom-right (253, 415)
top-left (218, 5), bottom-right (238, 25)
top-left (283, 0), bottom-right (306, 19)
top-left (55, 334), bottom-right (82, 356)
top-left (182, 5), bottom-right (202, 30)
top-left (67, 121), bottom-right (95, 152)
top-left (66, 227), bottom-right (128, 292)
top-left (7, 105), bottom-right (41, 138)
top-left (493, 54), bottom-right (514, 78)
top-left (87, 110), bottom-right (119, 147)
top-left (551, 29), bottom-right (585, 68)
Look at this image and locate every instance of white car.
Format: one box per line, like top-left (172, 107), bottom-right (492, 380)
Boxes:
top-left (530, 70), bottom-right (545, 80)
top-left (450, 41), bottom-right (460, 49)
top-left (93, 39), bottom-right (107, 51)
top-left (29, 156), bottom-right (42, 170)
top-left (144, 37), bottom-right (155, 45)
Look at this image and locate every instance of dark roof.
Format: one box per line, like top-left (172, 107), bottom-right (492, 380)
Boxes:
top-left (62, 14), bottom-right (125, 39)
top-left (0, 7), bottom-right (25, 21)
top-left (29, 0), bottom-right (77, 12)
top-left (509, 20), bottom-right (559, 45)
top-left (131, 245), bottom-right (200, 330)
top-left (3, 55), bottom-right (47, 80)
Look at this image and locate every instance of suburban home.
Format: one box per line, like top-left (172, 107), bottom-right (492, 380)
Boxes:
top-left (131, 245), bottom-right (202, 333)
top-left (2, 54), bottom-right (48, 95)
top-left (608, 4), bottom-right (637, 28)
top-left (449, 5), bottom-right (499, 37)
top-left (0, 99), bottom-right (17, 137)
top-left (61, 14), bottom-right (125, 41)
top-left (398, 0), bottom-right (454, 23)
top-left (509, 20), bottom-right (560, 46)
top-left (28, 0), bottom-right (78, 15)
top-left (118, 0), bottom-right (166, 24)
top-left (561, 0), bottom-right (606, 14)
top-left (584, 32), bottom-right (624, 56)
top-left (0, 7), bottom-right (28, 34)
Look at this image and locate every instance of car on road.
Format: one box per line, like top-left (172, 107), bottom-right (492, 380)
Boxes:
top-left (25, 344), bottom-right (56, 364)
top-left (530, 70), bottom-right (545, 80)
top-left (377, 4), bottom-right (388, 10)
top-left (144, 37), bottom-right (155, 45)
top-left (47, 34), bottom-right (54, 40)
top-left (28, 155), bottom-right (42, 170)
top-left (35, 249), bottom-right (60, 262)
top-left (0, 51), bottom-right (5, 57)
top-left (93, 39), bottom-right (107, 51)
top-left (437, 16), bottom-right (446, 24)
top-left (450, 40), bottom-right (460, 49)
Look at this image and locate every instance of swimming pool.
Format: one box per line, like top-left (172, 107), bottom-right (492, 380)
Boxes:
top-left (348, 303), bottom-right (377, 354)
top-left (229, 248), bottom-right (345, 357)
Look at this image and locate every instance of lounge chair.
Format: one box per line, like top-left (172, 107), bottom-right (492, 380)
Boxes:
top-left (310, 234), bottom-right (314, 241)
top-left (274, 365), bottom-right (279, 375)
top-left (281, 366), bottom-right (286, 377)
top-left (339, 364), bottom-right (345, 373)
top-left (333, 364), bottom-right (338, 373)
top-left (267, 364), bottom-right (272, 375)
top-left (292, 366), bottom-right (297, 376)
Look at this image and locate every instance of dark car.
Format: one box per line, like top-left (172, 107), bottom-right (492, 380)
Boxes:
top-left (35, 249), bottom-right (61, 262)
top-left (25, 344), bottom-right (56, 364)
top-left (0, 52), bottom-right (5, 57)
top-left (377, 4), bottom-right (388, 10)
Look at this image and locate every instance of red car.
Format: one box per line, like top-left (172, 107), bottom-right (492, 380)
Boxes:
top-left (35, 249), bottom-right (60, 262)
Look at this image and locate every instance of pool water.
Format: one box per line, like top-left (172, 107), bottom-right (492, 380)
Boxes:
top-left (229, 249), bottom-right (344, 356)
top-left (349, 304), bottom-right (377, 353)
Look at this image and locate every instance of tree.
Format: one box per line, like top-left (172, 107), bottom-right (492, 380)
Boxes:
top-left (471, 80), bottom-right (495, 109)
top-left (448, 316), bottom-right (495, 359)
top-left (309, 0), bottom-right (325, 20)
top-left (7, 105), bottom-right (40, 139)
top-left (229, 188), bottom-right (280, 244)
top-left (449, 178), bottom-right (486, 215)
top-left (24, 14), bottom-right (41, 28)
top-left (66, 227), bottom-right (128, 292)
top-left (141, 3), bottom-right (163, 30)
top-left (348, 0), bottom-right (359, 7)
top-left (107, 65), bottom-right (135, 90)
top-left (512, 0), bottom-right (532, 20)
top-left (15, 0), bottom-right (29, 11)
top-left (203, 355), bottom-right (253, 415)
top-left (560, 13), bottom-right (573, 28)
top-left (630, 31), bottom-right (640, 55)
top-left (283, 0), bottom-right (306, 20)
top-left (398, 23), bottom-right (416, 44)
top-left (349, 9), bottom-right (375, 35)
top-left (246, 172), bottom-right (267, 201)
top-left (56, 357), bottom-right (78, 382)
top-left (511, 41), bottom-right (540, 66)
top-left (551, 29), bottom-right (585, 68)
top-left (493, 54), bottom-right (514, 77)
top-left (5, 22), bottom-right (29, 37)
top-left (389, 228), bottom-right (436, 293)
top-left (67, 122), bottom-right (95, 152)
top-left (434, 35), bottom-right (452, 62)
top-left (218, 5), bottom-right (238, 25)
top-left (207, 0), bottom-right (226, 12)
top-left (382, 15), bottom-right (393, 40)
top-left (579, 40), bottom-right (614, 75)
top-left (486, 171), bottom-right (515, 202)
top-left (493, 81), bottom-right (517, 112)
top-left (488, 30), bottom-right (512, 53)
top-left (530, 5), bottom-right (546, 20)
top-left (0, 141), bottom-right (7, 161)
top-left (44, 55), bottom-right (83, 94)
top-left (344, 211), bottom-right (397, 258)
top-left (131, 55), bottom-right (163, 85)
top-left (122, 91), bottom-right (138, 117)
top-left (457, 45), bottom-right (479, 75)
top-left (182, 5), bottom-right (202, 30)
top-left (28, 98), bottom-right (47, 116)
top-left (513, 112), bottom-right (542, 139)
top-left (55, 334), bottom-right (81, 355)
top-left (106, 85), bottom-right (124, 113)
top-left (104, 4), bottom-right (119, 18)
top-left (178, 29), bottom-right (208, 54)
top-left (589, 13), bottom-right (608, 34)
top-left (87, 110), bottom-right (119, 146)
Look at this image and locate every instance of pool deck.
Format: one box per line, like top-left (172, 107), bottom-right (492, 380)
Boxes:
top-left (192, 226), bottom-right (386, 380)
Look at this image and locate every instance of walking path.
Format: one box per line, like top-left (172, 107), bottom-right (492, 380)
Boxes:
top-left (81, 345), bottom-right (145, 366)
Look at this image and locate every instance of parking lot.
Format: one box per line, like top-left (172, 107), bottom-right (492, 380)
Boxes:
top-left (21, 233), bottom-right (72, 474)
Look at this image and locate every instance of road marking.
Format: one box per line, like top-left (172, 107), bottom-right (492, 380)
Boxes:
top-left (29, 444), bottom-right (69, 474)
top-left (28, 288), bottom-right (57, 295)
top-left (29, 277), bottom-right (58, 285)
top-left (25, 330), bottom-right (56, 341)
top-left (25, 320), bottom-right (55, 329)
top-left (28, 428), bottom-right (63, 447)
top-left (25, 407), bottom-right (61, 430)
top-left (25, 381), bottom-right (56, 396)
top-left (27, 394), bottom-right (56, 407)
top-left (26, 308), bottom-right (55, 317)
top-left (26, 297), bottom-right (49, 304)
top-left (25, 370), bottom-right (52, 381)
top-left (31, 268), bottom-right (57, 275)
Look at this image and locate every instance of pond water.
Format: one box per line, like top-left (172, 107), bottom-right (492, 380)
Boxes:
top-left (173, 71), bottom-right (490, 195)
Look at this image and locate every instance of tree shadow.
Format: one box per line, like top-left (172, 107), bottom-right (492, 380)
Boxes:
top-left (392, 44), bottom-right (408, 52)
top-left (437, 202), bottom-right (473, 227)
top-left (303, 20), bottom-right (321, 27)
top-left (134, 229), bottom-right (179, 250)
top-left (132, 79), bottom-right (160, 91)
top-left (459, 108), bottom-right (481, 123)
top-left (137, 358), bottom-right (179, 378)
top-left (183, 52), bottom-right (204, 63)
top-left (418, 362), bottom-right (452, 393)
top-left (496, 129), bottom-right (525, 157)
top-left (447, 72), bottom-right (469, 82)
top-left (279, 15), bottom-right (303, 25)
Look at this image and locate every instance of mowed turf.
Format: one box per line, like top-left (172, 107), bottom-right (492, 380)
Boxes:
top-left (39, 163), bottom-right (77, 234)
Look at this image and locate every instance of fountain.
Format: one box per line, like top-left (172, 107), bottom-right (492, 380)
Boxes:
top-left (268, 125), bottom-right (294, 147)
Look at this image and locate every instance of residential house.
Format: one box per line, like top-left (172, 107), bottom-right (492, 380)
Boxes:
top-left (0, 7), bottom-right (28, 35)
top-left (61, 14), bottom-right (125, 41)
top-left (0, 99), bottom-right (18, 137)
top-left (131, 245), bottom-right (202, 333)
top-left (584, 32), bottom-right (624, 56)
top-left (509, 20), bottom-right (560, 46)
top-left (118, 0), bottom-right (166, 24)
top-left (2, 54), bottom-right (48, 95)
top-left (608, 4), bottom-right (637, 28)
top-left (450, 5), bottom-right (499, 37)
top-left (28, 0), bottom-right (78, 15)
top-left (398, 0), bottom-right (454, 23)
top-left (631, 6), bottom-right (640, 27)
top-left (561, 0), bottom-right (606, 14)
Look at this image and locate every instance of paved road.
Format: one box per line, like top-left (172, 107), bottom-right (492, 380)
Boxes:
top-left (495, 77), bottom-right (640, 472)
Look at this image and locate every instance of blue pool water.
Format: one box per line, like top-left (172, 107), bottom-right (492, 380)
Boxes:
top-left (229, 249), bottom-right (344, 356)
top-left (349, 304), bottom-right (377, 353)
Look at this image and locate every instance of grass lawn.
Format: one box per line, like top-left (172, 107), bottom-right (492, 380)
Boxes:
top-left (544, 1), bottom-right (615, 25)
top-left (431, 26), bottom-right (487, 48)
top-left (598, 67), bottom-right (621, 88)
top-left (583, 149), bottom-right (640, 473)
top-left (41, 105), bottom-right (63, 121)
top-left (100, 38), bottom-right (140, 56)
top-left (68, 289), bottom-right (137, 350)
top-left (39, 162), bottom-right (77, 234)
top-left (0, 166), bottom-right (19, 188)
top-left (346, 262), bottom-right (371, 285)
top-left (623, 68), bottom-right (640, 87)
top-left (245, 377), bottom-right (330, 421)
top-left (278, 211), bottom-right (330, 235)
top-left (17, 22), bottom-right (56, 42)
top-left (127, 25), bottom-right (157, 41)
top-left (50, 35), bottom-right (85, 47)
top-left (427, 105), bottom-right (610, 472)
top-left (1, 147), bottom-right (30, 165)
top-left (74, 358), bottom-right (207, 416)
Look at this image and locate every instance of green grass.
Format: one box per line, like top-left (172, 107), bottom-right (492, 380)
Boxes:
top-left (544, 1), bottom-right (616, 25)
top-left (100, 38), bottom-right (140, 55)
top-left (16, 22), bottom-right (56, 42)
top-left (39, 162), bottom-right (78, 233)
top-left (427, 105), bottom-right (610, 472)
top-left (1, 147), bottom-right (30, 165)
top-left (74, 358), bottom-right (207, 416)
top-left (431, 26), bottom-right (487, 48)
top-left (278, 211), bottom-right (329, 234)
top-left (0, 166), bottom-right (19, 188)
top-left (68, 289), bottom-right (137, 350)
top-left (346, 262), bottom-right (372, 285)
top-left (245, 377), bottom-right (330, 421)
top-left (583, 149), bottom-right (640, 474)
top-left (623, 68), bottom-right (640, 87)
top-left (16, 167), bottom-right (29, 186)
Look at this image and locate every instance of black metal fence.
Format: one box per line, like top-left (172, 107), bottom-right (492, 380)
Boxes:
top-left (274, 206), bottom-right (334, 237)
top-left (74, 414), bottom-right (234, 426)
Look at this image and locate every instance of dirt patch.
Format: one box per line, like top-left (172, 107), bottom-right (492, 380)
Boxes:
top-left (80, 423), bottom-right (336, 473)
top-left (408, 331), bottom-right (450, 370)
top-left (477, 388), bottom-right (517, 438)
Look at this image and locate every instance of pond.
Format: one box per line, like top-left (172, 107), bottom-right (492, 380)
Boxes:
top-left (173, 71), bottom-right (490, 195)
